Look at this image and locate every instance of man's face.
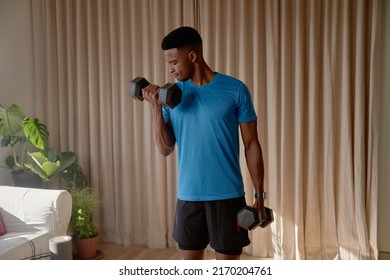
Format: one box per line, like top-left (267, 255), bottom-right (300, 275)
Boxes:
top-left (164, 48), bottom-right (194, 82)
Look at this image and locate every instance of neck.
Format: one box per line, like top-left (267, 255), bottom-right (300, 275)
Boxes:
top-left (191, 62), bottom-right (215, 86)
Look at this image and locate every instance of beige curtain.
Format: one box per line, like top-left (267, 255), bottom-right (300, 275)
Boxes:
top-left (31, 0), bottom-right (381, 259)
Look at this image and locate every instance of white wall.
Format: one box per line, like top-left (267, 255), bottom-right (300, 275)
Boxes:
top-left (0, 0), bottom-right (389, 258)
top-left (0, 0), bottom-right (34, 185)
top-left (378, 0), bottom-right (390, 258)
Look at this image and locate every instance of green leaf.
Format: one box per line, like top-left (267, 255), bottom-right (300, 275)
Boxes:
top-left (28, 151), bottom-right (61, 178)
top-left (0, 104), bottom-right (25, 136)
top-left (5, 155), bottom-right (15, 169)
top-left (22, 117), bottom-right (49, 150)
top-left (56, 151), bottom-right (77, 174)
top-left (27, 151), bottom-right (77, 180)
top-left (41, 160), bottom-right (61, 176)
top-left (46, 147), bottom-right (58, 162)
top-left (24, 162), bottom-right (50, 181)
top-left (28, 151), bottom-right (49, 167)
top-left (1, 136), bottom-right (11, 147)
top-left (62, 162), bottom-right (88, 188)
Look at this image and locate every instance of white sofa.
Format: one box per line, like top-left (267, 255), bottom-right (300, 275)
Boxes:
top-left (0, 185), bottom-right (72, 260)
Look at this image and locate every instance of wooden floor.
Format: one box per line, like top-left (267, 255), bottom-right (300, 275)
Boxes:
top-left (97, 242), bottom-right (267, 260)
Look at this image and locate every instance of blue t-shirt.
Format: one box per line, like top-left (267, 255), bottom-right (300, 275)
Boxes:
top-left (162, 73), bottom-right (257, 201)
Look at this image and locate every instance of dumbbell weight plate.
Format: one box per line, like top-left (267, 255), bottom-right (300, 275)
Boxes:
top-left (159, 83), bottom-right (182, 109)
top-left (237, 206), bottom-right (274, 230)
top-left (237, 206), bottom-right (260, 230)
top-left (129, 77), bottom-right (150, 101)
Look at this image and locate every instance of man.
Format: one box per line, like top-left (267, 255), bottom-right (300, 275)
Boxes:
top-left (142, 26), bottom-right (266, 260)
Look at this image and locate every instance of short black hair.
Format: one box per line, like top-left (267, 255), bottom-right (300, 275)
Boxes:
top-left (161, 26), bottom-right (202, 50)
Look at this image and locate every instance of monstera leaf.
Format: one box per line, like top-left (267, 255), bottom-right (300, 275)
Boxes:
top-left (22, 117), bottom-right (49, 150)
top-left (0, 104), bottom-right (25, 136)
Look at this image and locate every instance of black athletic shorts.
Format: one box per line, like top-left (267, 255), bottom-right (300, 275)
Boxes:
top-left (173, 196), bottom-right (250, 255)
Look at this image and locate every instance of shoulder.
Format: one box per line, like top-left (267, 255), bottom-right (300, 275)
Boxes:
top-left (215, 74), bottom-right (251, 98)
top-left (214, 73), bottom-right (251, 98)
top-left (215, 73), bottom-right (244, 87)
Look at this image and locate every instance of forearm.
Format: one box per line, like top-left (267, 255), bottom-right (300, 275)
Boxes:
top-left (245, 140), bottom-right (265, 195)
top-left (152, 105), bottom-right (175, 156)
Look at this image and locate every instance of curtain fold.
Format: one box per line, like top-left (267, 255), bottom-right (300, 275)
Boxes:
top-left (31, 0), bottom-right (381, 259)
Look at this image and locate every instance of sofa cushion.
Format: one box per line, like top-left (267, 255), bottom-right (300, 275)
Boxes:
top-left (0, 230), bottom-right (51, 260)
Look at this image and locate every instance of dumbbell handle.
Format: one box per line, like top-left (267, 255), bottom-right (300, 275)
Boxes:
top-left (128, 76), bottom-right (167, 101)
top-left (260, 207), bottom-right (274, 228)
top-left (129, 77), bottom-right (182, 109)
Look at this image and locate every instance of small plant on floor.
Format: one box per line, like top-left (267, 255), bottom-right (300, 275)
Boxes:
top-left (70, 186), bottom-right (100, 259)
top-left (69, 187), bottom-right (99, 239)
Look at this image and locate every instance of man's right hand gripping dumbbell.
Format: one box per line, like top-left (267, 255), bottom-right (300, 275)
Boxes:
top-left (128, 77), bottom-right (182, 109)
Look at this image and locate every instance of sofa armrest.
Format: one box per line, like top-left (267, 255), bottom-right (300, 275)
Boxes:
top-left (0, 186), bottom-right (72, 236)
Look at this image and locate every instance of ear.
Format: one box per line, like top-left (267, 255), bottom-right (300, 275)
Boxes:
top-left (188, 50), bottom-right (197, 63)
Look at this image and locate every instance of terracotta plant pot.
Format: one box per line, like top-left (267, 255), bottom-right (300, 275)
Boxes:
top-left (75, 234), bottom-right (99, 260)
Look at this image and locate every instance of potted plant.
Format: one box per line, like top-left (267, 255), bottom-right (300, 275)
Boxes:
top-left (1, 104), bottom-right (100, 259)
top-left (0, 104), bottom-right (48, 186)
top-left (0, 104), bottom-right (83, 188)
top-left (69, 186), bottom-right (100, 259)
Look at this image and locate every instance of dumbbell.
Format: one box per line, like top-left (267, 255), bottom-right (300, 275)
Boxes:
top-left (237, 206), bottom-right (274, 230)
top-left (129, 77), bottom-right (182, 109)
